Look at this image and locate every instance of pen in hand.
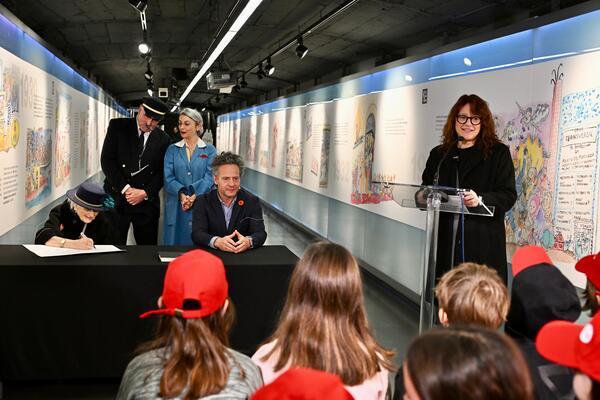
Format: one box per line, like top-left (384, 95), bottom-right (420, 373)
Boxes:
top-left (80, 224), bottom-right (95, 249)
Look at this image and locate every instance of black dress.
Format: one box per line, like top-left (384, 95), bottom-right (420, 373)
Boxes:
top-left (34, 200), bottom-right (119, 245)
top-left (421, 141), bottom-right (517, 282)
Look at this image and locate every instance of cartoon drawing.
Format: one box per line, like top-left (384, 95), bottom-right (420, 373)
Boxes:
top-left (25, 128), bottom-right (52, 207)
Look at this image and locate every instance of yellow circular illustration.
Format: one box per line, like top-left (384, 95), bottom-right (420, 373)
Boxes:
top-left (10, 119), bottom-right (19, 147)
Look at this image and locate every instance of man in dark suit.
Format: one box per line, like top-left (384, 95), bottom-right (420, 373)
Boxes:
top-left (192, 151), bottom-right (267, 252)
top-left (100, 97), bottom-right (171, 245)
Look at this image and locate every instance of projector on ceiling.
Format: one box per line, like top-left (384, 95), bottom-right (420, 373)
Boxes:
top-left (207, 71), bottom-right (237, 90)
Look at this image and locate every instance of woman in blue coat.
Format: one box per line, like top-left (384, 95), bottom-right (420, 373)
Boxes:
top-left (163, 108), bottom-right (216, 245)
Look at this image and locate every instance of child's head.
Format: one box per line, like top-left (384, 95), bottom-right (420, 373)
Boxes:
top-left (506, 246), bottom-right (581, 341)
top-left (140, 250), bottom-right (234, 399)
top-left (404, 326), bottom-right (534, 400)
top-left (435, 262), bottom-right (509, 329)
top-left (576, 253), bottom-right (600, 316)
top-left (264, 241), bottom-right (395, 385)
top-left (536, 311), bottom-right (600, 400)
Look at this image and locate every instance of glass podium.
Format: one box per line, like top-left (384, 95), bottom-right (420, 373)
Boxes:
top-left (372, 181), bottom-right (494, 332)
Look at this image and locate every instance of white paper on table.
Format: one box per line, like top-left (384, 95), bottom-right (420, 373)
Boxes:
top-left (22, 244), bottom-right (124, 257)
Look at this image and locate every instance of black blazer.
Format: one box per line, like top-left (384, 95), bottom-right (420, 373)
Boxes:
top-left (421, 141), bottom-right (516, 282)
top-left (192, 188), bottom-right (267, 248)
top-left (100, 118), bottom-right (171, 212)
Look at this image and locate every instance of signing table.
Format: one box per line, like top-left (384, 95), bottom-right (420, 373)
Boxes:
top-left (0, 245), bottom-right (297, 381)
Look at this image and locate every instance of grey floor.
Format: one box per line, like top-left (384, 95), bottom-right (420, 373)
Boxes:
top-left (1, 193), bottom-right (418, 399)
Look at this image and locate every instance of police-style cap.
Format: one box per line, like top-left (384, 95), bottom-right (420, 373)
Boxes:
top-left (141, 96), bottom-right (168, 120)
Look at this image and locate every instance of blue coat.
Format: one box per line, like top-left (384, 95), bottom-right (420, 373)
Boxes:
top-left (163, 139), bottom-right (216, 245)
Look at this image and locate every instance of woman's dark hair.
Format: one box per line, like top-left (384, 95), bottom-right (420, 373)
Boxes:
top-left (582, 280), bottom-right (600, 316)
top-left (405, 325), bottom-right (534, 400)
top-left (441, 94), bottom-right (499, 158)
top-left (138, 299), bottom-right (236, 400)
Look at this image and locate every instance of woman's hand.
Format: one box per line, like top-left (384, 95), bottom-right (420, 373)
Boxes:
top-left (181, 194), bottom-right (196, 211)
top-left (69, 237), bottom-right (95, 250)
top-left (46, 236), bottom-right (94, 250)
top-left (462, 190), bottom-right (480, 207)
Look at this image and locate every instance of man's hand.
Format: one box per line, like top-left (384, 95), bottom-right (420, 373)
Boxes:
top-left (232, 230), bottom-right (251, 253)
top-left (214, 232), bottom-right (238, 252)
top-left (125, 188), bottom-right (147, 205)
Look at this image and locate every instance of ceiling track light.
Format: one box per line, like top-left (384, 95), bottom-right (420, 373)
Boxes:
top-left (265, 57), bottom-right (275, 75)
top-left (295, 36), bottom-right (309, 59)
top-left (129, 0), bottom-right (148, 13)
top-left (256, 62), bottom-right (265, 79)
top-left (240, 75), bottom-right (248, 88)
top-left (144, 63), bottom-right (153, 81)
top-left (138, 42), bottom-right (150, 54)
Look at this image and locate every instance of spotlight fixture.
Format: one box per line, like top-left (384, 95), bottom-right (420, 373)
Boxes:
top-left (264, 57), bottom-right (275, 75)
top-left (138, 42), bottom-right (150, 54)
top-left (215, 94), bottom-right (220, 103)
top-left (240, 75), bottom-right (248, 88)
top-left (256, 62), bottom-right (265, 79)
top-left (129, 0), bottom-right (148, 13)
top-left (295, 36), bottom-right (308, 59)
top-left (144, 64), bottom-right (153, 80)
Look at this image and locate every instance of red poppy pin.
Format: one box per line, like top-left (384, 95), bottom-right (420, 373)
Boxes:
top-left (200, 154), bottom-right (208, 158)
top-left (238, 200), bottom-right (244, 206)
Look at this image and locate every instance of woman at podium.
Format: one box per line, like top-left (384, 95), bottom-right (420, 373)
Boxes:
top-left (421, 94), bottom-right (516, 282)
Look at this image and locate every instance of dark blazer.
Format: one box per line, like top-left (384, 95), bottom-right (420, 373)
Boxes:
top-left (421, 141), bottom-right (516, 282)
top-left (100, 118), bottom-right (171, 213)
top-left (34, 201), bottom-right (119, 244)
top-left (192, 188), bottom-right (267, 248)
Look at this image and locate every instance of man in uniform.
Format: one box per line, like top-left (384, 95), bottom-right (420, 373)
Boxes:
top-left (101, 97), bottom-right (171, 244)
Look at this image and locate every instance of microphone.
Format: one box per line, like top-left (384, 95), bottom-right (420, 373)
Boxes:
top-left (433, 136), bottom-right (464, 186)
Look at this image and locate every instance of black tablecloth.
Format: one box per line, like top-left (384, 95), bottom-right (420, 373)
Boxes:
top-left (0, 245), bottom-right (297, 380)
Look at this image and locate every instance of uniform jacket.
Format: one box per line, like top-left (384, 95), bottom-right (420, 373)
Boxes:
top-left (421, 141), bottom-right (516, 281)
top-left (192, 188), bottom-right (267, 248)
top-left (163, 139), bottom-right (216, 245)
top-left (100, 118), bottom-right (171, 213)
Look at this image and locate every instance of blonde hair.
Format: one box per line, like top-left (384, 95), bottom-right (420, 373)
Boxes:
top-left (261, 241), bottom-right (395, 385)
top-left (435, 262), bottom-right (509, 329)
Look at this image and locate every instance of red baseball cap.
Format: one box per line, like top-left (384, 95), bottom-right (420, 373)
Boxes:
top-left (536, 312), bottom-right (600, 382)
top-left (575, 253), bottom-right (600, 289)
top-left (512, 245), bottom-right (553, 277)
top-left (251, 368), bottom-right (355, 400)
top-left (140, 250), bottom-right (228, 319)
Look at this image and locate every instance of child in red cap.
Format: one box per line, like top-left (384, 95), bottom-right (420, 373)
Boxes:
top-left (117, 250), bottom-right (262, 400)
top-left (505, 245), bottom-right (581, 399)
top-left (251, 368), bottom-right (354, 400)
top-left (536, 312), bottom-right (600, 399)
top-left (575, 253), bottom-right (600, 317)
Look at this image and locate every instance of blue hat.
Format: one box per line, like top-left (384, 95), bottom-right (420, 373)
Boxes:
top-left (66, 182), bottom-right (107, 211)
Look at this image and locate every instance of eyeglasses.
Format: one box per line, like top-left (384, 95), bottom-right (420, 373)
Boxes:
top-left (456, 114), bottom-right (481, 125)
